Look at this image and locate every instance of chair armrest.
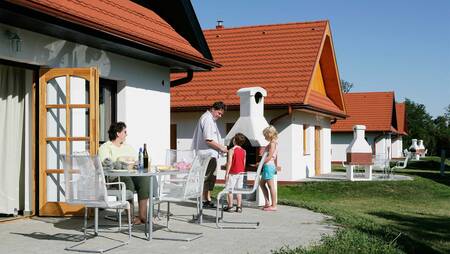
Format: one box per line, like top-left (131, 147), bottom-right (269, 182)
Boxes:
top-left (106, 182), bottom-right (126, 201)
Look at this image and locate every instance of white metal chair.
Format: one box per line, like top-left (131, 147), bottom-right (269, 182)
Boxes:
top-left (154, 153), bottom-right (211, 241)
top-left (389, 152), bottom-right (410, 178)
top-left (403, 149), bottom-right (409, 157)
top-left (62, 153), bottom-right (131, 253)
top-left (372, 154), bottom-right (390, 179)
top-left (216, 151), bottom-right (268, 229)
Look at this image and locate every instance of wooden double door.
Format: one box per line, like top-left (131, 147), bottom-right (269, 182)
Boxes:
top-left (38, 68), bottom-right (99, 216)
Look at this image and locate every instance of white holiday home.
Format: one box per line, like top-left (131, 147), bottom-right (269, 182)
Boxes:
top-left (331, 92), bottom-right (402, 162)
top-left (0, 0), bottom-right (218, 217)
top-left (171, 21), bottom-right (347, 182)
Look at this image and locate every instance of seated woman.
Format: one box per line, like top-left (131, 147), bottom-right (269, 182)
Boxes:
top-left (99, 122), bottom-right (149, 225)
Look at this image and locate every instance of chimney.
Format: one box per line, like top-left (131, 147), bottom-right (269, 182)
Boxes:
top-left (216, 20), bottom-right (224, 29)
top-left (346, 125), bottom-right (373, 164)
top-left (225, 87), bottom-right (269, 146)
top-left (409, 139), bottom-right (419, 151)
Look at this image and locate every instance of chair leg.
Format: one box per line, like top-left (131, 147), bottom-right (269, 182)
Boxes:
top-left (166, 202), bottom-right (170, 229)
top-left (84, 207), bottom-right (88, 240)
top-left (127, 207), bottom-right (131, 242)
top-left (118, 209), bottom-right (122, 231)
top-left (216, 190), bottom-right (260, 229)
top-left (94, 208), bottom-right (98, 236)
top-left (198, 196), bottom-right (203, 224)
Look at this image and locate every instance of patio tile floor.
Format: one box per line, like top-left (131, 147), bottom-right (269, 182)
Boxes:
top-left (0, 203), bottom-right (335, 254)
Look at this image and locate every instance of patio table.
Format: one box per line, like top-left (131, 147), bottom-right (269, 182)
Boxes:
top-left (104, 167), bottom-right (186, 241)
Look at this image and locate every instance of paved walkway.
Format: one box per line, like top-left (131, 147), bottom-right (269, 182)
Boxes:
top-left (0, 203), bottom-right (335, 254)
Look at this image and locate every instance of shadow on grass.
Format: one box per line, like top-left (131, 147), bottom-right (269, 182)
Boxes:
top-left (405, 159), bottom-right (450, 171)
top-left (393, 158), bottom-right (450, 187)
top-left (368, 211), bottom-right (450, 254)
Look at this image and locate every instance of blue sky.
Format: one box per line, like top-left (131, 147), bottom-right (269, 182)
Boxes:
top-left (191, 0), bottom-right (450, 118)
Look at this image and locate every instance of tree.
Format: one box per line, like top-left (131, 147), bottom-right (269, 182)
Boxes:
top-left (404, 100), bottom-right (450, 156)
top-left (340, 79), bottom-right (353, 93)
top-left (444, 104), bottom-right (450, 124)
top-left (404, 98), bottom-right (436, 154)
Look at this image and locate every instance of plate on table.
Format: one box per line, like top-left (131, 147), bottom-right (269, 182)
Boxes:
top-left (108, 169), bottom-right (136, 173)
top-left (156, 165), bottom-right (174, 171)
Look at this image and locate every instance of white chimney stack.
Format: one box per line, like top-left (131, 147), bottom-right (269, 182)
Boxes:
top-left (345, 125), bottom-right (373, 181)
top-left (346, 125), bottom-right (373, 164)
top-left (225, 87), bottom-right (269, 146)
top-left (410, 139), bottom-right (420, 160)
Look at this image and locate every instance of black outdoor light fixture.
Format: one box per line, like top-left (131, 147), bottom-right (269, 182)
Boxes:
top-left (6, 30), bottom-right (22, 53)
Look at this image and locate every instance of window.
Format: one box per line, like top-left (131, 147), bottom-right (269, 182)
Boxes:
top-left (99, 78), bottom-right (117, 144)
top-left (303, 125), bottom-right (310, 155)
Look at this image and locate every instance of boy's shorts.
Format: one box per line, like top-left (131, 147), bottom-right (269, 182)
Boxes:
top-left (225, 174), bottom-right (244, 191)
top-left (262, 164), bottom-right (276, 180)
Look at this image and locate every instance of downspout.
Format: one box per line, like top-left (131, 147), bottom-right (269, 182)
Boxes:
top-left (270, 105), bottom-right (293, 125)
top-left (170, 69), bottom-right (193, 87)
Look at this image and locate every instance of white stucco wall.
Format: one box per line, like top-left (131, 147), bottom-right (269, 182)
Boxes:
top-left (1, 24), bottom-right (171, 205)
top-left (172, 109), bottom-right (333, 181)
top-left (391, 136), bottom-right (403, 158)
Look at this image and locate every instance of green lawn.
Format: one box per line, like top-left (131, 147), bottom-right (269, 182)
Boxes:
top-left (273, 157), bottom-right (450, 254)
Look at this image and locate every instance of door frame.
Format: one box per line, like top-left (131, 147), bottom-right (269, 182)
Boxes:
top-left (38, 67), bottom-right (99, 216)
top-left (314, 126), bottom-right (321, 176)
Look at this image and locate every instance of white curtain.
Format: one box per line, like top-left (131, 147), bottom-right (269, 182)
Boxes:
top-left (0, 64), bottom-right (25, 215)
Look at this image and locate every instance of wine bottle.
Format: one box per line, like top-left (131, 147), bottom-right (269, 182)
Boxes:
top-left (138, 148), bottom-right (143, 169)
top-left (143, 143), bottom-right (149, 169)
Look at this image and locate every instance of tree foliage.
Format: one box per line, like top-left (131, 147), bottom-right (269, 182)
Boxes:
top-left (404, 100), bottom-right (450, 156)
top-left (340, 79), bottom-right (354, 93)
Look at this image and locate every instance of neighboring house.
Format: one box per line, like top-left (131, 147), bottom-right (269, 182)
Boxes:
top-left (0, 0), bottom-right (218, 216)
top-left (171, 20), bottom-right (347, 182)
top-left (391, 102), bottom-right (408, 158)
top-left (331, 92), bottom-right (398, 162)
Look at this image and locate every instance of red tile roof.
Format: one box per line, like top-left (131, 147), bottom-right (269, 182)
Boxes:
top-left (332, 92), bottom-right (396, 132)
top-left (170, 20), bottom-right (345, 116)
top-left (396, 103), bottom-right (407, 135)
top-left (9, 0), bottom-right (218, 68)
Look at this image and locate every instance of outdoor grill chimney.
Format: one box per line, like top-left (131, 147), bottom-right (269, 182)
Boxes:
top-left (216, 20), bottom-right (224, 29)
top-left (345, 125), bottom-right (373, 181)
top-left (225, 87), bottom-right (269, 147)
top-left (346, 125), bottom-right (373, 164)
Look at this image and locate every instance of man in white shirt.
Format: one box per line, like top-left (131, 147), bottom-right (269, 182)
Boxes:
top-left (192, 101), bottom-right (228, 208)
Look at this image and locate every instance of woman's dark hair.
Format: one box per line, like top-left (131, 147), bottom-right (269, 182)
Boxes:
top-left (108, 122), bottom-right (126, 141)
top-left (211, 101), bottom-right (226, 111)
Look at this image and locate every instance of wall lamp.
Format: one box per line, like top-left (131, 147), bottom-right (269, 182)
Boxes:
top-left (6, 31), bottom-right (22, 53)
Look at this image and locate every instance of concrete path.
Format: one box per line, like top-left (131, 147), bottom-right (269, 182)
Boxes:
top-left (0, 203), bottom-right (335, 254)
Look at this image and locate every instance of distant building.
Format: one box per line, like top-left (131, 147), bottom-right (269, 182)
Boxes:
top-left (331, 92), bottom-right (401, 162)
top-left (392, 103), bottom-right (408, 158)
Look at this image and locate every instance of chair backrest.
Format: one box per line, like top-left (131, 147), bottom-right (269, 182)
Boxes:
top-left (372, 153), bottom-right (389, 170)
top-left (184, 154), bottom-right (211, 199)
top-left (403, 149), bottom-right (409, 157)
top-left (158, 153), bottom-right (211, 201)
top-left (248, 151), bottom-right (268, 193)
top-left (62, 153), bottom-right (108, 206)
top-left (166, 149), bottom-right (195, 171)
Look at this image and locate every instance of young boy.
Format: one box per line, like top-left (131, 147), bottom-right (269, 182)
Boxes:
top-left (224, 133), bottom-right (246, 213)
